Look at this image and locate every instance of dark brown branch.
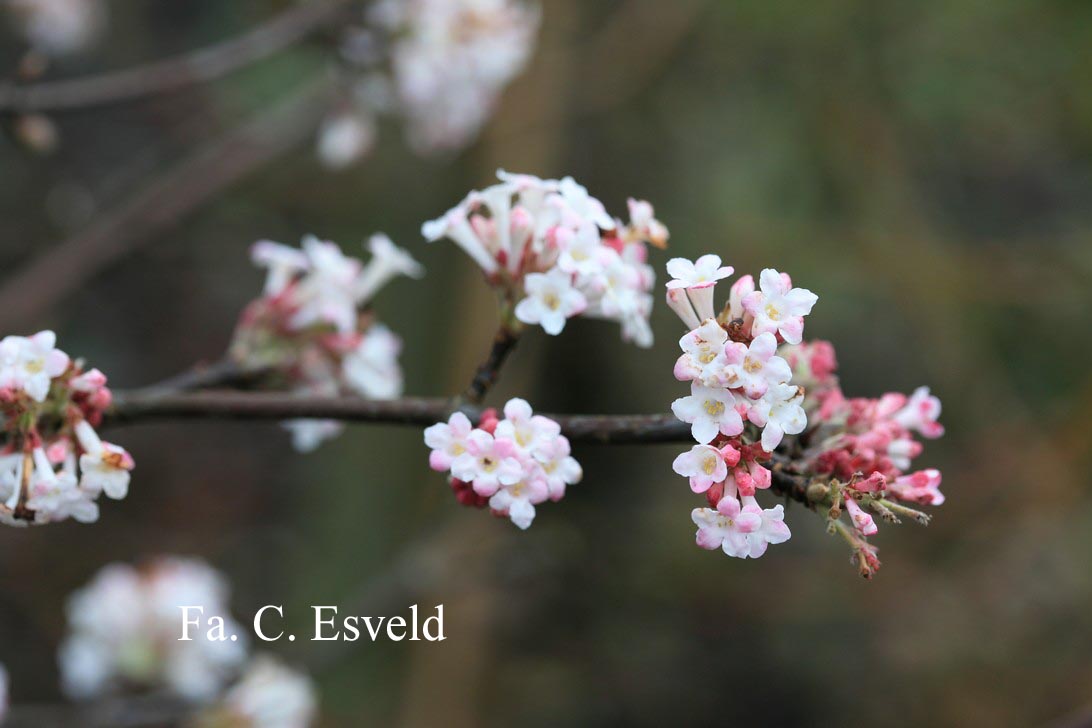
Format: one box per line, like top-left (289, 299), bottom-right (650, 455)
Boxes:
top-left (462, 325), bottom-right (520, 404)
top-left (0, 0), bottom-right (355, 112)
top-left (0, 74), bottom-right (334, 330)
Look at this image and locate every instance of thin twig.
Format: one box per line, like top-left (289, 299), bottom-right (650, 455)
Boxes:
top-left (461, 324), bottom-right (520, 404)
top-left (0, 0), bottom-right (355, 112)
top-left (0, 74), bottom-right (335, 331)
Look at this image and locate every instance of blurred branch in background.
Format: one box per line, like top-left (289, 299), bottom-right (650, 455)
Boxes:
top-left (0, 73), bottom-right (335, 331)
top-left (0, 0), bottom-right (354, 112)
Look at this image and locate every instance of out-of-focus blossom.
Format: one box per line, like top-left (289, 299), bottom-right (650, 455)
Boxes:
top-left (213, 655), bottom-right (318, 728)
top-left (316, 111), bottom-right (376, 169)
top-left (425, 398), bottom-right (581, 528)
top-left (234, 235), bottom-right (422, 451)
top-left (59, 558), bottom-right (248, 701)
top-left (6, 0), bottom-right (106, 55)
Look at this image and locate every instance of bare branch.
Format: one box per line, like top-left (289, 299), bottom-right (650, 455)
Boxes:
top-left (461, 324), bottom-right (520, 404)
top-left (0, 0), bottom-right (355, 112)
top-left (0, 74), bottom-right (335, 330)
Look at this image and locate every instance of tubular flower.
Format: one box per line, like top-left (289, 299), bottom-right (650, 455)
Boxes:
top-left (667, 255), bottom-right (945, 575)
top-left (424, 398), bottom-right (581, 529)
top-left (422, 171), bottom-right (665, 347)
top-left (0, 331), bottom-right (133, 527)
top-left (233, 234), bottom-right (422, 452)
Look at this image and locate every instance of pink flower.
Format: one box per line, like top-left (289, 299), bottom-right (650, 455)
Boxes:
top-left (719, 332), bottom-right (793, 399)
top-left (692, 496), bottom-right (762, 557)
top-left (489, 478), bottom-right (549, 530)
top-left (845, 497), bottom-right (878, 536)
top-left (665, 255), bottom-right (734, 321)
top-left (747, 383), bottom-right (807, 452)
top-left (739, 499), bottom-right (791, 558)
top-left (890, 469), bottom-right (945, 506)
top-left (493, 397), bottom-right (561, 457)
top-left (741, 268), bottom-right (818, 344)
top-left (533, 436), bottom-right (582, 501)
top-left (423, 412), bottom-right (475, 472)
top-left (451, 431), bottom-right (524, 496)
top-left (672, 444), bottom-right (731, 493)
top-left (514, 269), bottom-right (587, 335)
top-left (893, 386), bottom-right (944, 439)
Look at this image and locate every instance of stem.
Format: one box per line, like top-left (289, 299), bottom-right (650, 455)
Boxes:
top-left (0, 0), bottom-right (355, 112)
top-left (461, 323), bottom-right (521, 405)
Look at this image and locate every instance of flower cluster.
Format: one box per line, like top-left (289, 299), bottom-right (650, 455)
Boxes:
top-left (780, 339), bottom-right (946, 575)
top-left (59, 558), bottom-right (248, 701)
top-left (5, 0), bottom-right (106, 56)
top-left (59, 557), bottom-right (317, 726)
top-left (317, 0), bottom-right (540, 166)
top-left (423, 171), bottom-right (667, 346)
top-left (424, 398), bottom-right (581, 529)
top-left (233, 234), bottom-right (422, 451)
top-left (665, 259), bottom-right (819, 559)
top-left (0, 330), bottom-right (133, 526)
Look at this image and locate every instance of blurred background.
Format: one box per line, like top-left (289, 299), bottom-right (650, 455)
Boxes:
top-left (1, 0), bottom-right (1091, 725)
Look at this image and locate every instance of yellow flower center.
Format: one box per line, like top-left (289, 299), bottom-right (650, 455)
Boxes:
top-left (703, 400), bottom-right (725, 417)
top-left (26, 359), bottom-right (44, 374)
top-left (698, 348), bottom-right (717, 364)
top-left (544, 293), bottom-right (561, 311)
top-left (764, 303), bottom-right (781, 321)
top-left (743, 356), bottom-right (763, 374)
top-left (702, 457), bottom-right (717, 475)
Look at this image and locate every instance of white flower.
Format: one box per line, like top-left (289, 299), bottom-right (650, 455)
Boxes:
top-left (742, 268), bottom-right (817, 345)
top-left (674, 319), bottom-right (729, 384)
top-left (550, 176), bottom-right (614, 229)
top-left (532, 435), bottom-right (581, 501)
top-left (514, 269), bottom-right (587, 335)
top-left (290, 236), bottom-right (363, 333)
top-left (625, 198), bottom-right (669, 248)
top-left (748, 383), bottom-right (807, 452)
top-left (555, 222), bottom-right (604, 276)
top-left (342, 324), bottom-right (404, 400)
top-left (893, 386), bottom-right (944, 438)
top-left (317, 111), bottom-right (375, 169)
top-left (719, 332), bottom-right (792, 399)
top-left (220, 655), bottom-right (318, 728)
top-left (493, 397), bottom-right (560, 456)
top-left (671, 383), bottom-right (744, 445)
top-left (672, 444), bottom-right (728, 493)
top-left (665, 255), bottom-right (734, 290)
top-left (354, 234), bottom-right (424, 306)
top-left (0, 330), bottom-right (70, 402)
top-left (665, 287), bottom-right (701, 330)
top-left (489, 477), bottom-right (548, 530)
top-left (282, 420), bottom-right (345, 453)
top-left (74, 420), bottom-right (133, 499)
top-left (251, 240), bottom-right (309, 296)
top-left (26, 447), bottom-right (98, 524)
top-left (374, 0), bottom-right (540, 152)
top-left (423, 411), bottom-right (475, 472)
top-left (451, 431), bottom-right (524, 496)
top-left (421, 197), bottom-right (500, 274)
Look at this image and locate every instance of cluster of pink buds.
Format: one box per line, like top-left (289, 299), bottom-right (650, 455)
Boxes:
top-left (665, 260), bottom-right (817, 559)
top-left (780, 340), bottom-right (946, 575)
top-left (0, 330), bottom-right (133, 526)
top-left (422, 171), bottom-right (667, 347)
top-left (233, 233), bottom-right (423, 451)
top-left (424, 398), bottom-right (582, 529)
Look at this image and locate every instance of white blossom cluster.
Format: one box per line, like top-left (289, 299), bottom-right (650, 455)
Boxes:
top-left (4, 0), bottom-right (106, 55)
top-left (317, 0), bottom-right (540, 167)
top-left (59, 558), bottom-right (248, 701)
top-left (238, 233), bottom-right (422, 451)
top-left (423, 171), bottom-right (667, 347)
top-left (59, 558), bottom-right (317, 726)
top-left (0, 330), bottom-right (133, 526)
top-left (425, 398), bottom-right (582, 529)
